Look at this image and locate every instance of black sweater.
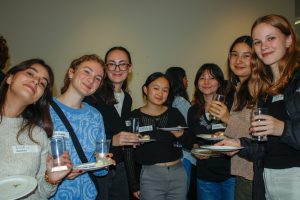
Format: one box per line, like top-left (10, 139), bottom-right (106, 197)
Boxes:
top-left (84, 91), bottom-right (132, 164)
top-left (125, 107), bottom-right (193, 192)
top-left (188, 105), bottom-right (231, 182)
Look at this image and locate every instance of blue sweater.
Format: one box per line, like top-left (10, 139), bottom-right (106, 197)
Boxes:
top-left (49, 98), bottom-right (108, 200)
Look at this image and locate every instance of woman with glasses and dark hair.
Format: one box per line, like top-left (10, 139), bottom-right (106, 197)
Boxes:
top-left (84, 46), bottom-right (139, 200)
top-left (188, 63), bottom-right (235, 200)
top-left (0, 59), bottom-right (71, 199)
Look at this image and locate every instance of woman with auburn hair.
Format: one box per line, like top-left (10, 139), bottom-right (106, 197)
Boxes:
top-left (218, 14), bottom-right (300, 199)
top-left (0, 59), bottom-right (71, 199)
top-left (49, 54), bottom-right (110, 200)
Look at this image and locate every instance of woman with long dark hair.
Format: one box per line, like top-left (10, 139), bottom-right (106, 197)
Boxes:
top-left (0, 59), bottom-right (71, 199)
top-left (188, 63), bottom-right (235, 200)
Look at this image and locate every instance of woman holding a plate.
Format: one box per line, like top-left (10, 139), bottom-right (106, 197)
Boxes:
top-left (218, 14), bottom-right (300, 199)
top-left (0, 59), bottom-right (72, 199)
top-left (209, 35), bottom-right (255, 200)
top-left (187, 63), bottom-right (235, 200)
top-left (49, 54), bottom-right (109, 200)
top-left (126, 72), bottom-right (191, 200)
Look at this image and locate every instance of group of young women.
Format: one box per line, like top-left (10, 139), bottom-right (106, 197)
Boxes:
top-left (0, 13), bottom-right (299, 200)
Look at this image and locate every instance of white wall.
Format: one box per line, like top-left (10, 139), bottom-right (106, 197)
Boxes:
top-left (0, 0), bottom-right (294, 109)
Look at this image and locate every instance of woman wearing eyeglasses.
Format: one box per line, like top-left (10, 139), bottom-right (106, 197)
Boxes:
top-left (85, 46), bottom-right (138, 200)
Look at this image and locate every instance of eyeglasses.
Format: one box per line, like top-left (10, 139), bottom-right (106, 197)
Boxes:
top-left (229, 52), bottom-right (251, 61)
top-left (106, 62), bottom-right (130, 71)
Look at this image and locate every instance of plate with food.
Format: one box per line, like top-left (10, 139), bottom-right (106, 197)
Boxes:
top-left (200, 145), bottom-right (244, 152)
top-left (0, 175), bottom-right (37, 200)
top-left (138, 134), bottom-right (156, 143)
top-left (191, 148), bottom-right (222, 157)
top-left (73, 159), bottom-right (112, 171)
top-left (157, 127), bottom-right (188, 131)
top-left (196, 133), bottom-right (226, 141)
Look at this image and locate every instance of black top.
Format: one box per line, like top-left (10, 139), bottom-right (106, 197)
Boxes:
top-left (130, 107), bottom-right (191, 165)
top-left (125, 107), bottom-right (193, 192)
top-left (84, 91), bottom-right (132, 164)
top-left (262, 93), bottom-right (300, 169)
top-left (188, 105), bottom-right (231, 182)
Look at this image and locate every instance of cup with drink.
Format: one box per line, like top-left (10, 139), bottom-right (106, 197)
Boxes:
top-left (210, 94), bottom-right (226, 122)
top-left (50, 136), bottom-right (68, 172)
top-left (250, 107), bottom-right (268, 142)
top-left (95, 139), bottom-right (111, 162)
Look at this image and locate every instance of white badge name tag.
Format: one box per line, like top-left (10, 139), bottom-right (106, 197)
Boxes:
top-left (53, 131), bottom-right (70, 139)
top-left (125, 120), bottom-right (131, 127)
top-left (272, 94), bottom-right (284, 103)
top-left (12, 145), bottom-right (39, 154)
top-left (139, 125), bottom-right (153, 132)
top-left (212, 123), bottom-right (226, 130)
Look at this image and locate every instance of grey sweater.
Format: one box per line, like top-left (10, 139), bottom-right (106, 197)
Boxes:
top-left (0, 117), bottom-right (56, 199)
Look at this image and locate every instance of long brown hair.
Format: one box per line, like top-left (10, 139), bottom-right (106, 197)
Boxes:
top-left (249, 14), bottom-right (300, 103)
top-left (0, 59), bottom-right (54, 143)
top-left (226, 35), bottom-right (253, 111)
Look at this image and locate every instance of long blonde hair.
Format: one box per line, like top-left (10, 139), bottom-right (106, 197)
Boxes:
top-left (248, 14), bottom-right (300, 104)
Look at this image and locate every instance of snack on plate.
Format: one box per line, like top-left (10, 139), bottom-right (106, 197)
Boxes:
top-left (142, 135), bottom-right (150, 140)
top-left (211, 132), bottom-right (224, 138)
top-left (95, 158), bottom-right (110, 167)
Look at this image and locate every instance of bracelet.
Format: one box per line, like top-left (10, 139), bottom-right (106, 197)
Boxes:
top-left (44, 171), bottom-right (60, 185)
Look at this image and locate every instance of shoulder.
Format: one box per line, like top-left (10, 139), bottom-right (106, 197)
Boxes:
top-left (173, 96), bottom-right (190, 105)
top-left (31, 126), bottom-right (49, 146)
top-left (83, 103), bottom-right (103, 117)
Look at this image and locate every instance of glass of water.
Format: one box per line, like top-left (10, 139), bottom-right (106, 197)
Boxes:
top-left (250, 107), bottom-right (268, 142)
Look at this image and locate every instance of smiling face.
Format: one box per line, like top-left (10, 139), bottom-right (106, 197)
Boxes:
top-left (68, 60), bottom-right (104, 97)
top-left (106, 49), bottom-right (132, 87)
top-left (252, 22), bottom-right (292, 68)
top-left (143, 77), bottom-right (170, 106)
top-left (229, 42), bottom-right (252, 82)
top-left (198, 70), bottom-right (219, 97)
top-left (6, 63), bottom-right (50, 105)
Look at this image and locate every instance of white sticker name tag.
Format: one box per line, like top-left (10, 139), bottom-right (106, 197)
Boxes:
top-left (125, 120), bottom-right (131, 127)
top-left (139, 125), bottom-right (153, 132)
top-left (53, 131), bottom-right (70, 139)
top-left (272, 94), bottom-right (284, 103)
top-left (212, 123), bottom-right (226, 130)
top-left (12, 145), bottom-right (39, 154)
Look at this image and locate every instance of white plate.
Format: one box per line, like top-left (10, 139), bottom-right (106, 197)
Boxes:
top-left (73, 161), bottom-right (112, 171)
top-left (0, 175), bottom-right (37, 200)
top-left (200, 145), bottom-right (244, 152)
top-left (157, 127), bottom-right (188, 131)
top-left (139, 138), bottom-right (156, 143)
top-left (191, 149), bottom-right (222, 157)
top-left (196, 134), bottom-right (225, 141)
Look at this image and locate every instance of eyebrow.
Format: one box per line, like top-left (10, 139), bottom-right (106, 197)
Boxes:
top-left (28, 66), bottom-right (49, 84)
top-left (107, 60), bottom-right (127, 63)
top-left (83, 66), bottom-right (103, 77)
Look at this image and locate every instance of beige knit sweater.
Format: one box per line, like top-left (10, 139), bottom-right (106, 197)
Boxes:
top-left (0, 117), bottom-right (56, 199)
top-left (224, 97), bottom-right (254, 180)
